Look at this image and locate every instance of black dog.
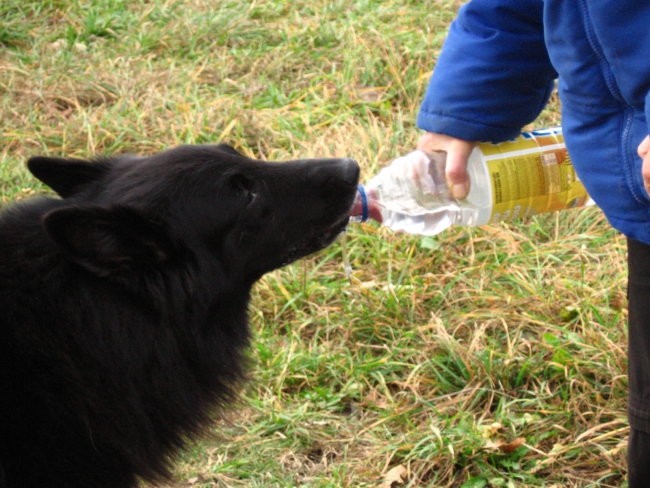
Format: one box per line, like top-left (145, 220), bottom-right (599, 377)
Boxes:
top-left (0, 144), bottom-right (359, 488)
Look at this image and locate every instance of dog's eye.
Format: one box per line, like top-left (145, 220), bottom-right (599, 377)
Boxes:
top-left (230, 174), bottom-right (257, 203)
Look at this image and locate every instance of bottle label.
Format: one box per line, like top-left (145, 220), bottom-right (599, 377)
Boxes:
top-left (480, 129), bottom-right (590, 223)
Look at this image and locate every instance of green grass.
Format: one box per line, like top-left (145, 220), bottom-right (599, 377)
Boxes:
top-left (0, 1), bottom-right (628, 486)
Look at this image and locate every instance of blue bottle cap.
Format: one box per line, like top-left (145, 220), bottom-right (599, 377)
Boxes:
top-left (357, 184), bottom-right (369, 222)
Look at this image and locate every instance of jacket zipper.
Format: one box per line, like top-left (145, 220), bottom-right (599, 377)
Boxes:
top-left (577, 0), bottom-right (625, 104)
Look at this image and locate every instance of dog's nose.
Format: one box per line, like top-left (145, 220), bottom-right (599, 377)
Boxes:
top-left (337, 158), bottom-right (360, 186)
top-left (303, 157), bottom-right (360, 188)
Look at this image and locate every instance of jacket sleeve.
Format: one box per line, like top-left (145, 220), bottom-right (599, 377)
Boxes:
top-left (417, 0), bottom-right (557, 143)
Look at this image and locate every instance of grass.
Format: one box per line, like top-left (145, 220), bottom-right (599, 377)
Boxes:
top-left (0, 1), bottom-right (629, 486)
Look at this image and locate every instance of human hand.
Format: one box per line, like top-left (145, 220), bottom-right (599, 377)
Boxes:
top-left (639, 135), bottom-right (650, 196)
top-left (417, 132), bottom-right (476, 200)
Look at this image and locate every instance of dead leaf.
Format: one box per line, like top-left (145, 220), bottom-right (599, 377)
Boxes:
top-left (354, 86), bottom-right (387, 103)
top-left (500, 437), bottom-right (526, 453)
top-left (381, 464), bottom-right (407, 488)
top-left (485, 437), bottom-right (526, 454)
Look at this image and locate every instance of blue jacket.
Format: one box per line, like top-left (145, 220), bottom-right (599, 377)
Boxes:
top-left (417, 0), bottom-right (650, 243)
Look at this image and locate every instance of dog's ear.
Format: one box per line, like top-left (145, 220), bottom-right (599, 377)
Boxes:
top-left (214, 144), bottom-right (244, 157)
top-left (43, 206), bottom-right (175, 277)
top-left (27, 156), bottom-right (106, 198)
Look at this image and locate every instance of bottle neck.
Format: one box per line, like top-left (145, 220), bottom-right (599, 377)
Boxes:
top-left (349, 184), bottom-right (384, 223)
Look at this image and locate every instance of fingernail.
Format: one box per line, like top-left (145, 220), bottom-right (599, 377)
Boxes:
top-left (451, 182), bottom-right (469, 200)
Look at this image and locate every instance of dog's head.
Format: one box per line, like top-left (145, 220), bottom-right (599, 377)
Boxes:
top-left (28, 144), bottom-right (359, 284)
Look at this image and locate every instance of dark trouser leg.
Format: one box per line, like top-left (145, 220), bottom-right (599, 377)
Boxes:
top-left (629, 429), bottom-right (650, 486)
top-left (626, 237), bottom-right (650, 486)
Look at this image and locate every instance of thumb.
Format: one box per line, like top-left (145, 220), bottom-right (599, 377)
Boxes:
top-left (445, 140), bottom-right (475, 200)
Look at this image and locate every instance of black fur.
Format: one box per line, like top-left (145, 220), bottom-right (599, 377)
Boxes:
top-left (0, 144), bottom-right (359, 487)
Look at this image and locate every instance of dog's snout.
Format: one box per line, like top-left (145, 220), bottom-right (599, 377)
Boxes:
top-left (303, 158), bottom-right (360, 188)
top-left (338, 158), bottom-right (360, 186)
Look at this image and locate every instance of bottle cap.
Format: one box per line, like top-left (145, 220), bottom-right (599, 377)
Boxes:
top-left (356, 185), bottom-right (369, 222)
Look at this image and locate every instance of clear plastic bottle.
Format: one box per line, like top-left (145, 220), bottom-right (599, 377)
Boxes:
top-left (352, 127), bottom-right (592, 236)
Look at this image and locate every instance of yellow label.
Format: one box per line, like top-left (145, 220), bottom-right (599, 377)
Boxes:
top-left (481, 130), bottom-right (590, 223)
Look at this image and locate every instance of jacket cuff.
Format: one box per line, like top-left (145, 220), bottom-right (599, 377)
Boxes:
top-left (416, 110), bottom-right (522, 143)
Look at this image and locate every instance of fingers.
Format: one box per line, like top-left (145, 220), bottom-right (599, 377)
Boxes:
top-left (417, 132), bottom-right (475, 200)
top-left (638, 135), bottom-right (650, 158)
top-left (446, 140), bottom-right (474, 199)
top-left (639, 135), bottom-right (650, 196)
